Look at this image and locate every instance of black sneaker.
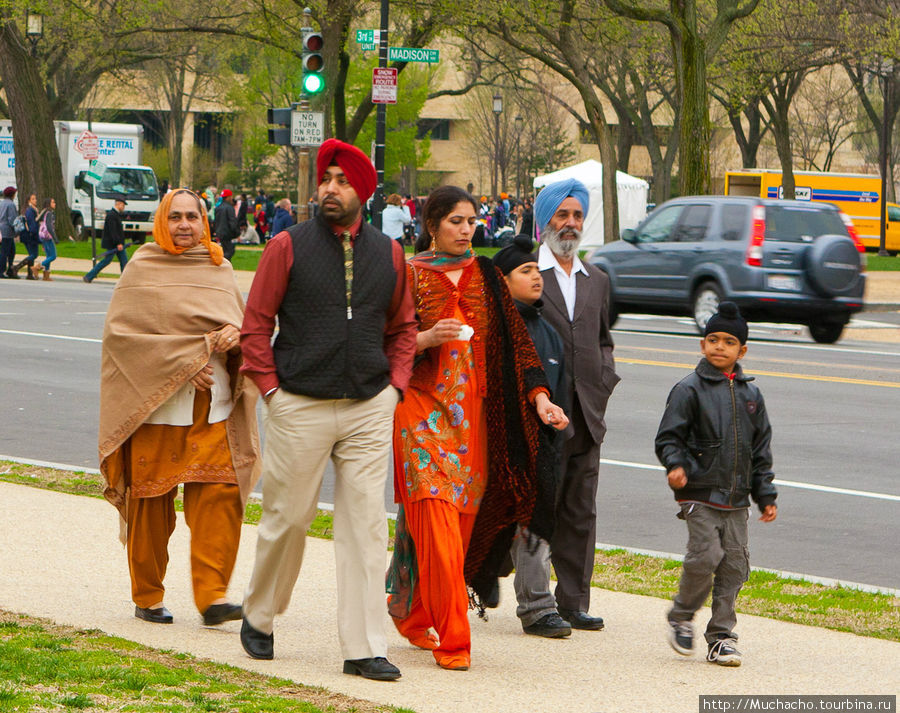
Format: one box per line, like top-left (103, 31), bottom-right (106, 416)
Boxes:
top-left (522, 612), bottom-right (572, 638)
top-left (668, 620), bottom-right (693, 655)
top-left (707, 638), bottom-right (742, 667)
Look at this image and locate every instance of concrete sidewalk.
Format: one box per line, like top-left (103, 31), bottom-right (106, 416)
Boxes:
top-left (1, 481), bottom-right (896, 713)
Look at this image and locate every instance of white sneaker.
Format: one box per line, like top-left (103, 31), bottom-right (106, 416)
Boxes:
top-left (707, 638), bottom-right (742, 666)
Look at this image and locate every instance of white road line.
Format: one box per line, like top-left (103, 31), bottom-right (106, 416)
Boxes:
top-left (613, 326), bottom-right (900, 358)
top-left (601, 458), bottom-right (900, 501)
top-left (0, 329), bottom-right (101, 343)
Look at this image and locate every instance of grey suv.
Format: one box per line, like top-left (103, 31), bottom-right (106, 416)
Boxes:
top-left (587, 196), bottom-right (866, 343)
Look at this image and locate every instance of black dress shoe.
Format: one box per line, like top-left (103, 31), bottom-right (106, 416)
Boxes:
top-left (134, 605), bottom-right (174, 624)
top-left (240, 617), bottom-right (273, 660)
top-left (558, 609), bottom-right (605, 630)
top-left (342, 657), bottom-right (401, 681)
top-left (522, 612), bottom-right (572, 638)
top-left (203, 602), bottom-right (242, 626)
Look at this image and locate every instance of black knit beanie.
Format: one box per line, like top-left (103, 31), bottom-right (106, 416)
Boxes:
top-left (704, 301), bottom-right (748, 344)
top-left (492, 234), bottom-right (537, 275)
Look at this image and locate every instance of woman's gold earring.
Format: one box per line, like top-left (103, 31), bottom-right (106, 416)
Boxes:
top-left (430, 237), bottom-right (436, 256)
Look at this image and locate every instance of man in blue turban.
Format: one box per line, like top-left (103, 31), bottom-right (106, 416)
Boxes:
top-left (511, 177), bottom-right (619, 636)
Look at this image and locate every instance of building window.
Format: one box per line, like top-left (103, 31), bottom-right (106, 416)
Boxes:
top-left (416, 118), bottom-right (450, 141)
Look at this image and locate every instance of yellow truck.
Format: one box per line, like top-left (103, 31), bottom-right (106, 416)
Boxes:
top-left (724, 169), bottom-right (900, 253)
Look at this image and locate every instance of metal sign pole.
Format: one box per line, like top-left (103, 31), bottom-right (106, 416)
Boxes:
top-left (88, 110), bottom-right (97, 266)
top-left (371, 0), bottom-right (388, 230)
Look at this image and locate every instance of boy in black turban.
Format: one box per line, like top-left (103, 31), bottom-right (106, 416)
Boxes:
top-left (654, 302), bottom-right (778, 667)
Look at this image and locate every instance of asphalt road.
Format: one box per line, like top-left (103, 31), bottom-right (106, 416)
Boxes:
top-left (1, 279), bottom-right (898, 590)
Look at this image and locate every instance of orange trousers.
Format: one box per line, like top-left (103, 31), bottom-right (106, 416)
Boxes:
top-left (393, 498), bottom-right (475, 667)
top-left (126, 481), bottom-right (243, 613)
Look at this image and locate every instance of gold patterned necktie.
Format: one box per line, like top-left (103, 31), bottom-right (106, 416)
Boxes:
top-left (342, 230), bottom-right (353, 319)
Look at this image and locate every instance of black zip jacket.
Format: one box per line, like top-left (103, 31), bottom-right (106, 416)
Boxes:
top-left (655, 358), bottom-right (777, 511)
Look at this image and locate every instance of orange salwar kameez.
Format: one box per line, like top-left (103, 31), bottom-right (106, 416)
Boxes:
top-left (123, 388), bottom-right (243, 612)
top-left (392, 303), bottom-right (487, 669)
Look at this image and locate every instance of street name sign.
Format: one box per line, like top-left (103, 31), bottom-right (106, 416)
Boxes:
top-left (372, 68), bottom-right (398, 104)
top-left (388, 47), bottom-right (439, 63)
top-left (291, 111), bottom-right (324, 147)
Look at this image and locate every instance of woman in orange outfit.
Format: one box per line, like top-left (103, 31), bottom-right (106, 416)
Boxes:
top-left (387, 186), bottom-right (568, 670)
top-left (98, 189), bottom-right (260, 626)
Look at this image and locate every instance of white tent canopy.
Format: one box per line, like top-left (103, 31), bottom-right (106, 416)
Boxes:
top-left (532, 159), bottom-right (649, 248)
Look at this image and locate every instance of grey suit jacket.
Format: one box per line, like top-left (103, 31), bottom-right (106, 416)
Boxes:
top-left (540, 260), bottom-right (620, 444)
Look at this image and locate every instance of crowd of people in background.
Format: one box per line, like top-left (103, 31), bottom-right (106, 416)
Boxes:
top-left (0, 186), bottom-right (59, 281)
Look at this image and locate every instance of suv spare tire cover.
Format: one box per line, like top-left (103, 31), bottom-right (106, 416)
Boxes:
top-left (806, 234), bottom-right (862, 297)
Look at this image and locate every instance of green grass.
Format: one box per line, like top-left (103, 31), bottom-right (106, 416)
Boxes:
top-left (866, 254), bottom-right (900, 270)
top-left (0, 612), bottom-right (402, 713)
top-left (1, 460), bottom-right (896, 642)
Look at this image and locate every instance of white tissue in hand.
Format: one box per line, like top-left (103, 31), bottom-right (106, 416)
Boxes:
top-left (457, 324), bottom-right (474, 341)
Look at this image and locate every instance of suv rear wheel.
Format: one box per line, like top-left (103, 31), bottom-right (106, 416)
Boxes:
top-left (692, 281), bottom-right (722, 332)
top-left (808, 322), bottom-right (845, 344)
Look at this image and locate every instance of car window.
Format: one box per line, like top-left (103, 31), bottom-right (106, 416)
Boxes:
top-left (720, 204), bottom-right (749, 241)
top-left (764, 206), bottom-right (846, 242)
top-left (888, 206), bottom-right (900, 222)
top-left (672, 204), bottom-right (711, 242)
top-left (635, 205), bottom-right (684, 243)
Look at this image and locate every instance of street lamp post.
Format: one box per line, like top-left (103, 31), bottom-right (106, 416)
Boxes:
top-left (514, 115), bottom-right (523, 199)
top-left (492, 92), bottom-right (502, 199)
top-left (25, 11), bottom-right (43, 57)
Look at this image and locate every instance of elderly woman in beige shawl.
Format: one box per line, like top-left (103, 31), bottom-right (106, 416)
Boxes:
top-left (99, 188), bottom-right (260, 626)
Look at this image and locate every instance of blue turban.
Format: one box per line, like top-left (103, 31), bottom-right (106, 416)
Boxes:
top-left (534, 178), bottom-right (590, 231)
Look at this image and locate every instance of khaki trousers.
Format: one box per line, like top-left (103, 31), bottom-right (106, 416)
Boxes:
top-left (243, 385), bottom-right (398, 660)
top-left (127, 481), bottom-right (243, 613)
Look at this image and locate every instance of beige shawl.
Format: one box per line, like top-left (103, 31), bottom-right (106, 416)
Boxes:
top-left (99, 243), bottom-right (261, 521)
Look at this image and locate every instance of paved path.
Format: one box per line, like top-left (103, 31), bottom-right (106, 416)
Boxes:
top-left (1, 482), bottom-right (896, 713)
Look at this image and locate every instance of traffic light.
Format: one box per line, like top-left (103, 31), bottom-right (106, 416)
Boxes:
top-left (301, 30), bottom-right (325, 96)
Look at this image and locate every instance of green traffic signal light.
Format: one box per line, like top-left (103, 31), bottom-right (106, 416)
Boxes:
top-left (302, 72), bottom-right (324, 95)
top-left (302, 30), bottom-right (325, 96)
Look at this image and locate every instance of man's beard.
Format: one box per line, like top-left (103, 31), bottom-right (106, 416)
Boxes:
top-left (542, 224), bottom-right (583, 259)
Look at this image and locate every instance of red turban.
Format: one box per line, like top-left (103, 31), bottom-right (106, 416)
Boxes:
top-left (316, 139), bottom-right (377, 203)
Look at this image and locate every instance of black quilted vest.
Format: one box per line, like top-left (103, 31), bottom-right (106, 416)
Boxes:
top-left (274, 215), bottom-right (395, 399)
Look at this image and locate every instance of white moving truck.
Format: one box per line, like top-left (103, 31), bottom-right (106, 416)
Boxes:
top-left (0, 120), bottom-right (159, 239)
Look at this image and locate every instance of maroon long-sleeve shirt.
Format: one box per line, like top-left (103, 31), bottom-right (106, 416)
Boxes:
top-left (239, 218), bottom-right (417, 398)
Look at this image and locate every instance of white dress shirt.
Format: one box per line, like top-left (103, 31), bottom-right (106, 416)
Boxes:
top-left (538, 243), bottom-right (588, 321)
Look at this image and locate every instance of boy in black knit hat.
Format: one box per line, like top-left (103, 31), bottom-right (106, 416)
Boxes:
top-left (654, 302), bottom-right (777, 666)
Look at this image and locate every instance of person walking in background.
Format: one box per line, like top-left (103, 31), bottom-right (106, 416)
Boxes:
top-left (0, 186), bottom-right (18, 278)
top-left (656, 301), bottom-right (777, 667)
top-left (492, 234), bottom-right (572, 639)
top-left (213, 189), bottom-right (239, 261)
top-left (10, 193), bottom-right (40, 279)
top-left (36, 198), bottom-right (58, 281)
top-left (97, 189), bottom-right (260, 628)
top-left (269, 198), bottom-right (294, 237)
top-left (386, 186), bottom-right (567, 672)
top-left (83, 195), bottom-right (129, 283)
top-left (381, 193), bottom-right (411, 245)
top-left (534, 178), bottom-right (620, 631)
top-left (239, 138), bottom-right (416, 681)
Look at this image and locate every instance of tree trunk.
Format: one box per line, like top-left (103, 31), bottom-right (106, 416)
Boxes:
top-left (678, 28), bottom-right (711, 195)
top-left (0, 21), bottom-right (74, 239)
top-left (582, 96), bottom-right (619, 242)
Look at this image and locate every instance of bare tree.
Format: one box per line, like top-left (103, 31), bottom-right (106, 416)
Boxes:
top-left (790, 65), bottom-right (860, 171)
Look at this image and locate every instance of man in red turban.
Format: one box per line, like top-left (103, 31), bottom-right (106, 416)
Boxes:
top-left (239, 138), bottom-right (416, 681)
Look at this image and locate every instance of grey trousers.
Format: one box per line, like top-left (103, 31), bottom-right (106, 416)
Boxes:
top-left (668, 503), bottom-right (750, 644)
top-left (510, 528), bottom-right (557, 627)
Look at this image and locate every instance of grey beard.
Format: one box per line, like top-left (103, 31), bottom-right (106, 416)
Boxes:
top-left (542, 225), bottom-right (583, 260)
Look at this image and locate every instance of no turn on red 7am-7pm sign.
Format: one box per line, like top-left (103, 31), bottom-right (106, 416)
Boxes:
top-left (372, 67), bottom-right (398, 104)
